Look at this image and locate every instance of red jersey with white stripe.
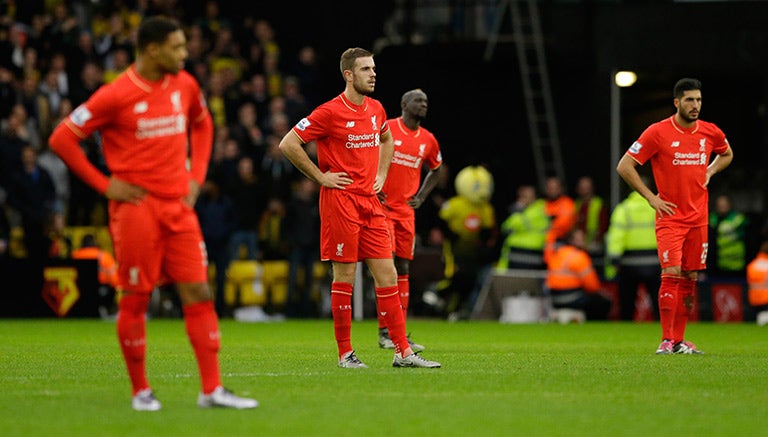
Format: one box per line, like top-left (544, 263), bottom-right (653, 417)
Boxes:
top-left (51, 66), bottom-right (211, 198)
top-left (291, 93), bottom-right (389, 196)
top-left (626, 115), bottom-right (729, 227)
top-left (381, 117), bottom-right (443, 221)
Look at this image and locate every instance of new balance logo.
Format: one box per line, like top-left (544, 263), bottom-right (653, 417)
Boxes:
top-left (671, 141), bottom-right (680, 148)
top-left (346, 121), bottom-right (355, 128)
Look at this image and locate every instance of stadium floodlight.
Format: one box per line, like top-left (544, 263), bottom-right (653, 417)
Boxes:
top-left (610, 70), bottom-right (636, 209)
top-left (614, 71), bottom-right (637, 88)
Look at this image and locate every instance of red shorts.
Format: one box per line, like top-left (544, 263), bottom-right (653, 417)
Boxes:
top-left (386, 216), bottom-right (415, 260)
top-left (109, 195), bottom-right (208, 293)
top-left (656, 224), bottom-right (708, 271)
top-left (319, 188), bottom-right (392, 262)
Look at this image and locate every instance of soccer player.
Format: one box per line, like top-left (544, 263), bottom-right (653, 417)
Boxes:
top-left (48, 16), bottom-right (258, 410)
top-left (278, 47), bottom-right (440, 368)
top-left (616, 77), bottom-right (733, 355)
top-left (376, 88), bottom-right (444, 351)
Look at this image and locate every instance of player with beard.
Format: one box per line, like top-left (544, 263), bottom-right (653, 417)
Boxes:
top-left (617, 78), bottom-right (733, 355)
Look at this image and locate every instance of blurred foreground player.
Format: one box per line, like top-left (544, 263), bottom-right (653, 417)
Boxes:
top-left (49, 16), bottom-right (257, 410)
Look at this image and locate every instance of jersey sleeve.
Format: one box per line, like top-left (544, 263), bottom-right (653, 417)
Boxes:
top-left (627, 124), bottom-right (659, 165)
top-left (48, 86), bottom-right (117, 194)
top-left (425, 131), bottom-right (443, 170)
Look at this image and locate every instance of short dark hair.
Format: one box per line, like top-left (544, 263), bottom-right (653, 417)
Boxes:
top-left (137, 16), bottom-right (181, 51)
top-left (339, 47), bottom-right (372, 77)
top-left (673, 78), bottom-right (701, 99)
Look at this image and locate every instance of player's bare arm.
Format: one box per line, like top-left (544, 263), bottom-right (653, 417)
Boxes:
top-left (616, 154), bottom-right (676, 217)
top-left (183, 179), bottom-right (200, 207)
top-left (105, 177), bottom-right (148, 205)
top-left (279, 130), bottom-right (352, 189)
top-left (374, 129), bottom-right (394, 193)
top-left (704, 145), bottom-right (733, 187)
top-left (408, 165), bottom-right (444, 209)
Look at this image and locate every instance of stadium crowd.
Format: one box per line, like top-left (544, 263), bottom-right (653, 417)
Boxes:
top-left (0, 1), bottom-right (331, 313)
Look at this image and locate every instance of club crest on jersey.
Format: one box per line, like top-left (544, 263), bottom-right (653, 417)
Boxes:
top-left (70, 106), bottom-right (92, 126)
top-left (699, 139), bottom-right (706, 151)
top-left (629, 141), bottom-right (642, 154)
top-left (371, 115), bottom-right (378, 130)
top-left (296, 118), bottom-right (311, 131)
top-left (419, 144), bottom-right (426, 156)
top-left (171, 91), bottom-right (182, 112)
top-left (133, 101), bottom-right (148, 114)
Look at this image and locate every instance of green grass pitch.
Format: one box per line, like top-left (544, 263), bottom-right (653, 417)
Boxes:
top-left (1, 318), bottom-right (766, 436)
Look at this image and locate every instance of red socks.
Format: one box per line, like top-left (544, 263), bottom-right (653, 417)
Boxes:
top-left (116, 293), bottom-right (151, 395)
top-left (398, 275), bottom-right (410, 319)
top-left (377, 275), bottom-right (410, 329)
top-left (331, 282), bottom-right (354, 357)
top-left (376, 285), bottom-right (409, 355)
top-left (674, 278), bottom-right (696, 343)
top-left (658, 274), bottom-right (681, 341)
top-left (183, 301), bottom-right (222, 394)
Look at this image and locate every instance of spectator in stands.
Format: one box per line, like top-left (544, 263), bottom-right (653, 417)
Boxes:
top-left (2, 103), bottom-right (40, 150)
top-left (69, 59), bottom-right (103, 107)
top-left (228, 100), bottom-right (266, 163)
top-left (17, 73), bottom-right (51, 137)
top-left (227, 154), bottom-right (268, 261)
top-left (44, 209), bottom-right (71, 259)
top-left (291, 45), bottom-right (321, 107)
top-left (195, 177), bottom-right (236, 317)
top-left (37, 142), bottom-right (70, 214)
top-left (259, 133), bottom-right (295, 200)
top-left (544, 229), bottom-right (611, 323)
top-left (0, 191), bottom-right (10, 258)
top-left (708, 193), bottom-right (748, 277)
top-left (605, 179), bottom-right (661, 321)
top-left (573, 175), bottom-right (609, 273)
top-left (258, 196), bottom-right (288, 260)
top-left (72, 232), bottom-right (119, 318)
top-left (543, 176), bottom-right (576, 244)
top-left (284, 177), bottom-right (320, 318)
top-left (282, 75), bottom-right (308, 125)
top-left (497, 184), bottom-right (549, 271)
top-left (747, 241), bottom-right (768, 326)
top-left (7, 144), bottom-right (56, 261)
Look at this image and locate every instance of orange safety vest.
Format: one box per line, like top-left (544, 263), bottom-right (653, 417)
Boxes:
top-left (746, 252), bottom-right (768, 306)
top-left (544, 243), bottom-right (601, 292)
top-left (545, 196), bottom-right (576, 243)
top-left (72, 247), bottom-right (119, 288)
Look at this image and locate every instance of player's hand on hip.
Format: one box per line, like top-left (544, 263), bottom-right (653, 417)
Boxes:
top-left (372, 174), bottom-right (385, 193)
top-left (105, 177), bottom-right (147, 205)
top-left (648, 194), bottom-right (676, 218)
top-left (320, 171), bottom-right (352, 189)
top-left (183, 179), bottom-right (200, 207)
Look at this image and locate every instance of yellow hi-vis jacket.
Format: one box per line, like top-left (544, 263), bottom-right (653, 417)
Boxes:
top-left (605, 191), bottom-right (658, 279)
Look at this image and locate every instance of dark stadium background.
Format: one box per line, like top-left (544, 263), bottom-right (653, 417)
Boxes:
top-left (217, 1), bottom-right (768, 227)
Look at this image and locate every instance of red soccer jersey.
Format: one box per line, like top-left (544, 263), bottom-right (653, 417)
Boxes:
top-left (50, 66), bottom-right (211, 198)
top-left (626, 115), bottom-right (729, 227)
top-left (381, 117), bottom-right (443, 221)
top-left (291, 93), bottom-right (389, 196)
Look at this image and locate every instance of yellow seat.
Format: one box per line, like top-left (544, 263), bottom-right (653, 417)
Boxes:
top-left (225, 260), bottom-right (265, 306)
